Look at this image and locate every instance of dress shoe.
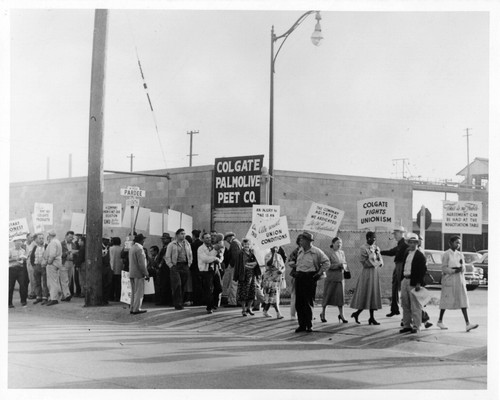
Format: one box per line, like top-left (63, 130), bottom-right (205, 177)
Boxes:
top-left (306, 327), bottom-right (313, 332)
top-left (319, 312), bottom-right (327, 323)
top-left (61, 296), bottom-right (72, 302)
top-left (295, 327), bottom-right (306, 333)
top-left (368, 318), bottom-right (380, 325)
top-left (277, 313), bottom-right (284, 320)
top-left (46, 300), bottom-right (58, 306)
top-left (351, 312), bottom-right (361, 324)
top-left (399, 327), bottom-right (413, 333)
top-left (466, 323), bottom-right (478, 332)
top-left (386, 311), bottom-right (400, 317)
top-left (131, 310), bottom-right (147, 315)
top-left (424, 322), bottom-right (433, 329)
top-left (246, 309), bottom-right (255, 316)
top-left (33, 299), bottom-right (43, 305)
top-left (437, 322), bottom-right (448, 330)
top-left (338, 315), bottom-right (348, 323)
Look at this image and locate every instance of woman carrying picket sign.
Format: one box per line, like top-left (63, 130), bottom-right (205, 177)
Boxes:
top-left (262, 246), bottom-right (286, 319)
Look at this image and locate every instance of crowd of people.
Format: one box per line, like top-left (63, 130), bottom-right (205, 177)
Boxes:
top-left (8, 225), bottom-right (479, 333)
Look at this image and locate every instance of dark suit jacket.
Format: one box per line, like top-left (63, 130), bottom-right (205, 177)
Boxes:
top-left (401, 248), bottom-right (427, 286)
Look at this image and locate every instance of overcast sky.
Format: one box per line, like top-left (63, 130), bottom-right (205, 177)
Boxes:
top-left (8, 7), bottom-right (490, 184)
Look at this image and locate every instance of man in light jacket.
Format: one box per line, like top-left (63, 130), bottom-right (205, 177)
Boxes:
top-left (128, 234), bottom-right (149, 314)
top-left (44, 230), bottom-right (63, 306)
top-left (165, 228), bottom-right (193, 310)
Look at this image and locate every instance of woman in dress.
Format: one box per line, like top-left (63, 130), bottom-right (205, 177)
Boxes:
top-left (262, 246), bottom-right (285, 319)
top-left (320, 237), bottom-right (348, 323)
top-left (233, 238), bottom-right (260, 316)
top-left (350, 231), bottom-right (383, 325)
top-left (437, 235), bottom-right (478, 332)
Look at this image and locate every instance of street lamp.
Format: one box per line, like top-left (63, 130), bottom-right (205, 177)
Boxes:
top-left (268, 11), bottom-right (323, 205)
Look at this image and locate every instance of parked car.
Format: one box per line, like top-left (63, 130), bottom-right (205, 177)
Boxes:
top-left (462, 252), bottom-right (482, 291)
top-left (423, 249), bottom-right (480, 290)
top-left (473, 252), bottom-right (488, 286)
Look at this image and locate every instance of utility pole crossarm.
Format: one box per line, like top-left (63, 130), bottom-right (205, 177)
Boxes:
top-left (187, 130), bottom-right (199, 167)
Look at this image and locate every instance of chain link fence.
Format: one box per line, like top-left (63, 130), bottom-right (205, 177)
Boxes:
top-left (279, 229), bottom-right (396, 304)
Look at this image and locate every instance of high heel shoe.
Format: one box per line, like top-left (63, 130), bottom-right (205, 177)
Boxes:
top-left (368, 318), bottom-right (380, 325)
top-left (338, 315), bottom-right (348, 323)
top-left (242, 311), bottom-right (247, 317)
top-left (351, 312), bottom-right (360, 324)
top-left (320, 312), bottom-right (327, 323)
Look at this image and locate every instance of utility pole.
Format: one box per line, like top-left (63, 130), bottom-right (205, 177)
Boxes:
top-left (464, 128), bottom-right (472, 186)
top-left (127, 153), bottom-right (135, 172)
top-left (186, 130), bottom-right (199, 167)
top-left (85, 9), bottom-right (108, 307)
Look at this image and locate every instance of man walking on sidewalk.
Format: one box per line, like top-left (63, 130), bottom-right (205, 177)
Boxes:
top-left (381, 226), bottom-right (408, 317)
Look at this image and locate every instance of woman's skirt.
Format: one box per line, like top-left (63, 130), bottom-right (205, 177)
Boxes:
top-left (322, 278), bottom-right (344, 307)
top-left (350, 267), bottom-right (382, 310)
top-left (236, 267), bottom-right (256, 303)
top-left (262, 279), bottom-right (281, 305)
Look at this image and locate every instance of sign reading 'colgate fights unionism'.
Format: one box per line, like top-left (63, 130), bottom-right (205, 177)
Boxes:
top-left (214, 155), bottom-right (264, 208)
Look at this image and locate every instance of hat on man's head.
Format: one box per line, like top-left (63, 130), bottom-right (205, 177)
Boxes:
top-left (161, 232), bottom-right (172, 239)
top-left (393, 226), bottom-right (406, 232)
top-left (406, 232), bottom-right (419, 242)
top-left (301, 231), bottom-right (314, 242)
top-left (134, 233), bottom-right (147, 242)
top-left (47, 229), bottom-right (57, 237)
top-left (224, 232), bottom-right (235, 240)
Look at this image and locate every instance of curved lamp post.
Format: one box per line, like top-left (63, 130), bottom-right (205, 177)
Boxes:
top-left (268, 11), bottom-right (323, 205)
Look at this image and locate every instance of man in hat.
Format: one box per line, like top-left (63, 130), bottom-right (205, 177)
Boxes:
top-left (399, 233), bottom-right (427, 334)
top-left (9, 237), bottom-right (29, 308)
top-left (155, 232), bottom-right (173, 306)
top-left (165, 228), bottom-right (193, 310)
top-left (31, 232), bottom-right (49, 305)
top-left (129, 233), bottom-right (149, 314)
top-left (222, 232), bottom-right (241, 307)
top-left (294, 232), bottom-right (330, 333)
top-left (44, 230), bottom-right (63, 306)
top-left (25, 233), bottom-right (37, 300)
top-left (381, 226), bottom-right (408, 317)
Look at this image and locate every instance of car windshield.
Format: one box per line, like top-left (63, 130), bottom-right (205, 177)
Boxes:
top-left (426, 252), bottom-right (442, 264)
top-left (463, 253), bottom-right (481, 263)
top-left (481, 254), bottom-right (488, 264)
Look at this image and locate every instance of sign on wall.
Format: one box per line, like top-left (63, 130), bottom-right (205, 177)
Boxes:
top-left (34, 203), bottom-right (53, 225)
top-left (214, 155), bottom-right (264, 208)
top-left (442, 201), bottom-right (482, 235)
top-left (303, 202), bottom-right (344, 238)
top-left (357, 198), bottom-right (395, 230)
top-left (9, 218), bottom-right (30, 241)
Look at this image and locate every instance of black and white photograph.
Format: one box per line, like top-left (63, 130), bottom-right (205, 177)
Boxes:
top-left (2, 0), bottom-right (498, 398)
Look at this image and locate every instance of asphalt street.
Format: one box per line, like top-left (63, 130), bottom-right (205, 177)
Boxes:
top-left (8, 288), bottom-right (489, 391)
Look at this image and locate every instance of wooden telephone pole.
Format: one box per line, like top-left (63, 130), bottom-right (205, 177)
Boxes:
top-left (85, 9), bottom-right (108, 306)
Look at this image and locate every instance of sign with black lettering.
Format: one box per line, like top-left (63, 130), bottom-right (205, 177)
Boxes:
top-left (442, 201), bottom-right (482, 235)
top-left (214, 155), bottom-right (264, 208)
top-left (357, 198), bottom-right (395, 229)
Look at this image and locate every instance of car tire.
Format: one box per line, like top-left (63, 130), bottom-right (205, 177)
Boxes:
top-left (466, 284), bottom-right (478, 291)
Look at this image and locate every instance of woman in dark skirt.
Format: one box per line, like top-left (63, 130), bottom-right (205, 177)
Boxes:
top-left (320, 237), bottom-right (348, 323)
top-left (233, 238), bottom-right (260, 316)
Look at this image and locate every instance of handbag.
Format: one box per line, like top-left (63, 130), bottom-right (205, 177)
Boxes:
top-left (343, 270), bottom-right (351, 279)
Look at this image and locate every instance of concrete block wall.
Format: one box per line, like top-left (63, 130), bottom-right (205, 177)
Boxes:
top-left (274, 170), bottom-right (414, 231)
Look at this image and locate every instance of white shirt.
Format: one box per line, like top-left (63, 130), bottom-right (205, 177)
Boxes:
top-left (197, 243), bottom-right (220, 272)
top-left (403, 250), bottom-right (416, 276)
